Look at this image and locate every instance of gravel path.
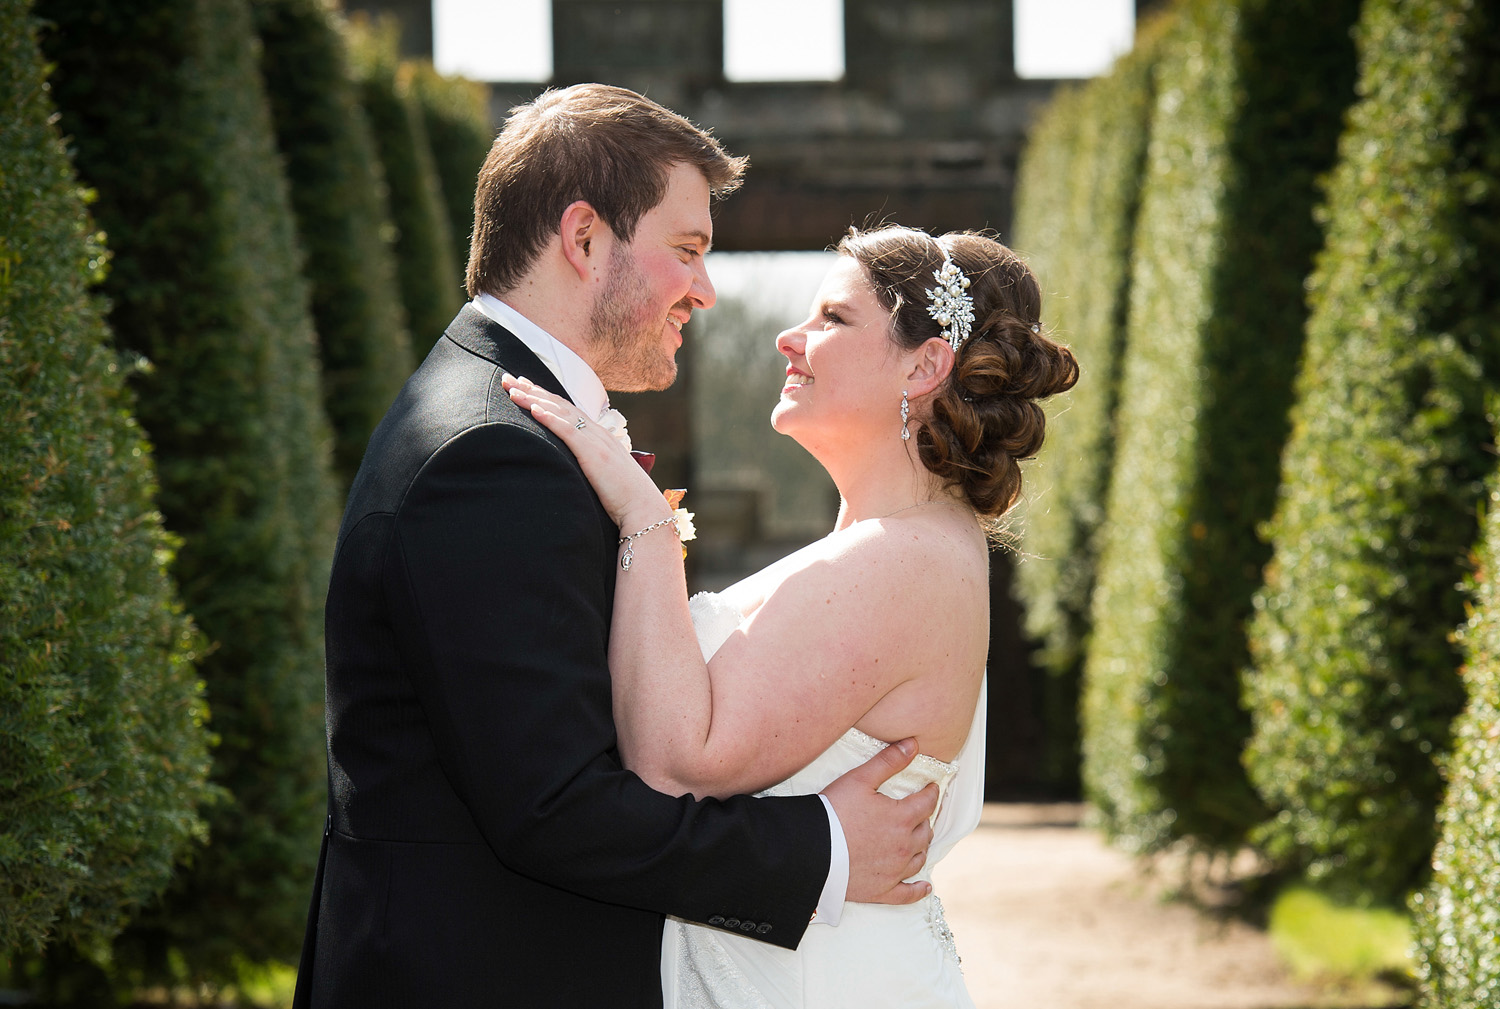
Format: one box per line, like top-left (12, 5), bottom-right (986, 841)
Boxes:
top-left (934, 804), bottom-right (1389, 1009)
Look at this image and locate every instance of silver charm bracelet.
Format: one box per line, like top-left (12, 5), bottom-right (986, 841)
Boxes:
top-left (618, 515), bottom-right (678, 571)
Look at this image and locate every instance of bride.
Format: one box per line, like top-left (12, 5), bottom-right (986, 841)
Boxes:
top-left (505, 224), bottom-right (1077, 1007)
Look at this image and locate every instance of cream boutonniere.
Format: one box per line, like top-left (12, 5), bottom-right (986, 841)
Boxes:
top-left (596, 405), bottom-right (632, 452)
top-left (663, 488), bottom-right (696, 557)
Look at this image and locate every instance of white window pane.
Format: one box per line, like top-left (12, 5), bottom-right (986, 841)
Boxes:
top-left (725, 0), bottom-right (843, 82)
top-left (1015, 0), bottom-right (1134, 80)
top-left (433, 0), bottom-right (551, 82)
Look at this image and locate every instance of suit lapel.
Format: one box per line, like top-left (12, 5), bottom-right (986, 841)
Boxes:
top-left (442, 303), bottom-right (574, 405)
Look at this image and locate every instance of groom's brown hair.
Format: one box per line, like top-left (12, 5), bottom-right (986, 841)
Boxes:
top-left (466, 83), bottom-right (746, 298)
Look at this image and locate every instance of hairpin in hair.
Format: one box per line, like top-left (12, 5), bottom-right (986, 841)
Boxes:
top-left (926, 255), bottom-right (975, 353)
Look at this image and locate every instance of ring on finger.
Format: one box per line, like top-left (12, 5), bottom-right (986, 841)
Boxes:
top-left (574, 416), bottom-right (588, 430)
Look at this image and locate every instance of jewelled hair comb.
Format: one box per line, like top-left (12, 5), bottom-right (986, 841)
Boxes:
top-left (926, 255), bottom-right (975, 352)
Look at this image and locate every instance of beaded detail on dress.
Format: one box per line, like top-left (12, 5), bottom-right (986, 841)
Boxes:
top-left (674, 920), bottom-right (774, 1009)
top-left (928, 896), bottom-right (962, 969)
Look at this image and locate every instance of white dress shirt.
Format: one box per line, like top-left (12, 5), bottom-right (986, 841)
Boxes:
top-left (469, 296), bottom-right (850, 926)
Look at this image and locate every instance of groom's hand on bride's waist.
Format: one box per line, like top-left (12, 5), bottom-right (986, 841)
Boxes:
top-left (822, 738), bottom-right (939, 906)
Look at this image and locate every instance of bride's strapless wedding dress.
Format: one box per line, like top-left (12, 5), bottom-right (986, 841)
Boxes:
top-left (661, 592), bottom-right (985, 1009)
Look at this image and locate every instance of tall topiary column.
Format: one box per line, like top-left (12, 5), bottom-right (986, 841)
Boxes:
top-left (1013, 80), bottom-right (1085, 654)
top-left (1010, 83), bottom-right (1087, 791)
top-left (0, 1), bottom-right (211, 959)
top-left (37, 0), bottom-right (339, 985)
top-left (347, 16), bottom-right (462, 350)
top-left (1412, 460), bottom-right (1500, 1007)
top-left (1243, 0), bottom-right (1500, 904)
top-left (1083, 0), bottom-right (1360, 855)
top-left (1013, 16), bottom-right (1167, 791)
top-left (407, 62), bottom-right (494, 284)
top-left (252, 0), bottom-right (415, 489)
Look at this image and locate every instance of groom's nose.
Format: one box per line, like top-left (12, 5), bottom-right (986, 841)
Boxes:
top-left (690, 257), bottom-right (716, 309)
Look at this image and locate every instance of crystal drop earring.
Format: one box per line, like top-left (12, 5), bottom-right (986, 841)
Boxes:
top-left (900, 390), bottom-right (911, 442)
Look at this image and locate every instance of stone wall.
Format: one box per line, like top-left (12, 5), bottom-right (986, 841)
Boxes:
top-left (530, 0), bottom-right (1056, 248)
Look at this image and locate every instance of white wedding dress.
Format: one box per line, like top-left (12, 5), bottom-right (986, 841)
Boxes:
top-left (661, 591), bottom-right (985, 1009)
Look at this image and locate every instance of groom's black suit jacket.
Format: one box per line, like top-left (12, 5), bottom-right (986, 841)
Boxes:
top-left (293, 306), bottom-right (830, 1008)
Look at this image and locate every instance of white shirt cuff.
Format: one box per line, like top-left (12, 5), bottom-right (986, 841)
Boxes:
top-left (811, 794), bottom-right (848, 927)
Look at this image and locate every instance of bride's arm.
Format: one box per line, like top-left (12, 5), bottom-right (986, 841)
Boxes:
top-left (504, 376), bottom-right (959, 800)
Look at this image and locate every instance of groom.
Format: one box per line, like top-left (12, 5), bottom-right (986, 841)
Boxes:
top-left (292, 84), bottom-right (939, 1008)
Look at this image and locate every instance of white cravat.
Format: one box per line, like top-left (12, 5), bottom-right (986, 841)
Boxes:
top-left (472, 295), bottom-right (631, 451)
top-left (469, 293), bottom-right (849, 926)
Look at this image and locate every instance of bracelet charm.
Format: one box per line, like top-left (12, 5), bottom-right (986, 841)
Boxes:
top-left (618, 515), bottom-right (678, 571)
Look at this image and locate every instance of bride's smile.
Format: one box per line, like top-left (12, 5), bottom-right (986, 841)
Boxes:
top-left (782, 364), bottom-right (814, 389)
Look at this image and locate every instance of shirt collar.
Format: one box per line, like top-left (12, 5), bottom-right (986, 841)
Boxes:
top-left (472, 293), bottom-right (610, 422)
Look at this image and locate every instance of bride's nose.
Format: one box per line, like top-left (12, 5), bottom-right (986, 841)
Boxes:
top-left (775, 325), bottom-right (805, 358)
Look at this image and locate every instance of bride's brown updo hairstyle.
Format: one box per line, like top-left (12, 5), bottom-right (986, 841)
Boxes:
top-left (838, 225), bottom-right (1079, 518)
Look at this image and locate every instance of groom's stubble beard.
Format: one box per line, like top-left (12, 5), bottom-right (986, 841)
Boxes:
top-left (587, 242), bottom-right (682, 393)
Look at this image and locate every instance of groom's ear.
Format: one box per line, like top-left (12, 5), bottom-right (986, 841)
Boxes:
top-left (559, 200), bottom-right (605, 281)
top-left (905, 338), bottom-right (955, 399)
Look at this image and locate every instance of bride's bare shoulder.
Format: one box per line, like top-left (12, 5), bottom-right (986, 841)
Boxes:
top-left (841, 507), bottom-right (984, 568)
top-left (788, 508), bottom-right (987, 605)
top-left (718, 507), bottom-right (985, 620)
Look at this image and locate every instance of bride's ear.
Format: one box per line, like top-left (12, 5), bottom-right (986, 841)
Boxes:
top-left (904, 338), bottom-right (954, 399)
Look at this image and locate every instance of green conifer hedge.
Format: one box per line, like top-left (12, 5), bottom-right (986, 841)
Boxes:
top-left (1412, 469), bottom-right (1500, 1007)
top-left (36, 0), bottom-right (338, 983)
top-left (252, 0), bottom-right (414, 488)
top-left (1012, 20), bottom-right (1165, 788)
top-left (407, 62), bottom-right (493, 283)
top-left (0, 3), bottom-right (211, 958)
top-left (1083, 0), bottom-right (1359, 854)
top-left (1013, 81), bottom-right (1085, 663)
top-left (1010, 83), bottom-right (1087, 790)
top-left (348, 18), bottom-right (462, 348)
top-left (1242, 0), bottom-right (1500, 904)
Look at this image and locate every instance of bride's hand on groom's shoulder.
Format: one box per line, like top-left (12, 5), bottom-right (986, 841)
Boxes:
top-left (503, 373), bottom-right (668, 528)
top-left (823, 739), bottom-right (939, 906)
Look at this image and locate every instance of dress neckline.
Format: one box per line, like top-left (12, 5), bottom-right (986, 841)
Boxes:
top-left (841, 726), bottom-right (960, 775)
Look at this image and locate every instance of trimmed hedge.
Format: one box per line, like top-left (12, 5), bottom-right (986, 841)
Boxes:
top-left (1012, 79), bottom-right (1086, 670)
top-left (1012, 18), bottom-right (1166, 790)
top-left (1010, 83), bottom-right (1087, 792)
top-left (1243, 0), bottom-right (1500, 904)
top-left (407, 61), bottom-right (493, 284)
top-left (0, 2), bottom-right (211, 957)
top-left (252, 0), bottom-right (414, 489)
top-left (347, 16), bottom-right (462, 348)
top-left (1082, 0), bottom-right (1360, 854)
top-left (37, 0), bottom-right (338, 983)
top-left (1412, 468), bottom-right (1500, 1008)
